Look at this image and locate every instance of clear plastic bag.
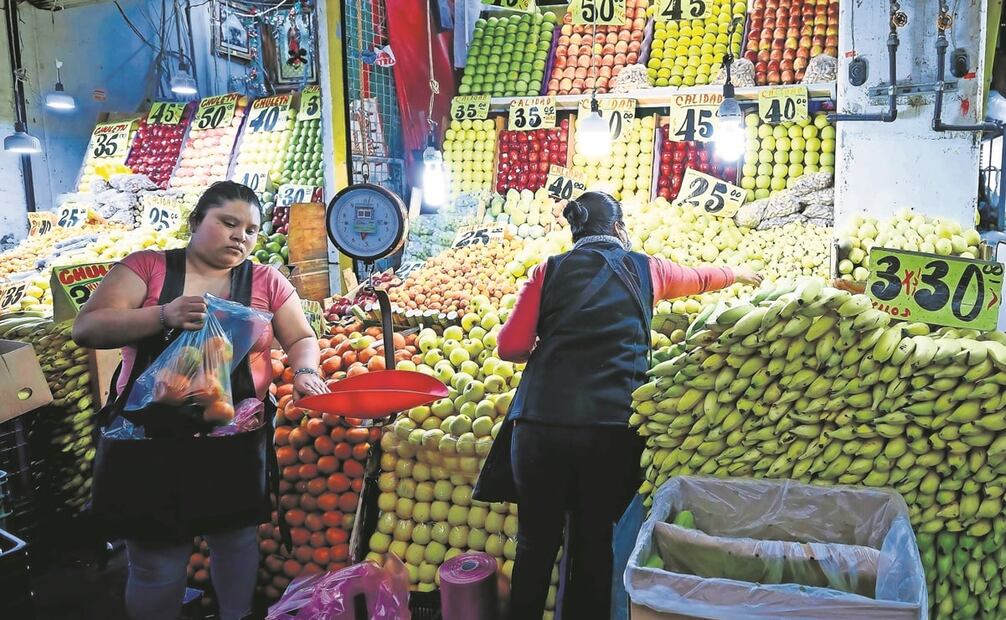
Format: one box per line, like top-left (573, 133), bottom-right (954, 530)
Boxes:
top-left (124, 294), bottom-right (272, 427)
top-left (266, 555), bottom-right (411, 620)
top-left (625, 476), bottom-right (927, 620)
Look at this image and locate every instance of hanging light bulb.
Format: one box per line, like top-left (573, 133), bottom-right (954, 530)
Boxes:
top-left (577, 96), bottom-right (612, 158)
top-left (170, 60), bottom-right (198, 96)
top-left (715, 18), bottom-right (745, 162)
top-left (45, 60), bottom-right (75, 111)
top-left (4, 121), bottom-right (41, 154)
top-left (422, 128), bottom-right (449, 207)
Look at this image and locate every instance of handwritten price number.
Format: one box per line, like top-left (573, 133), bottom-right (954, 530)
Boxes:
top-left (451, 96), bottom-right (490, 121)
top-left (547, 169), bottom-right (587, 201)
top-left (28, 214), bottom-right (53, 237)
top-left (673, 108), bottom-right (716, 142)
top-left (58, 205), bottom-right (86, 228)
top-left (513, 106), bottom-right (542, 129)
top-left (278, 184), bottom-right (315, 207)
top-left (0, 282), bottom-right (27, 313)
top-left (249, 106), bottom-right (281, 133)
top-left (576, 0), bottom-right (625, 25)
top-left (148, 102), bottom-right (185, 125)
top-left (489, 0), bottom-right (531, 10)
top-left (299, 88), bottom-right (322, 121)
top-left (240, 170), bottom-right (269, 193)
top-left (872, 255), bottom-right (1003, 324)
top-left (396, 261), bottom-right (425, 279)
top-left (195, 102), bottom-right (234, 130)
top-left (91, 131), bottom-right (126, 159)
top-left (145, 206), bottom-right (178, 232)
top-left (760, 88), bottom-right (809, 124)
top-left (68, 283), bottom-right (93, 308)
top-left (657, 0), bottom-right (710, 21)
top-left (677, 175), bottom-right (738, 214)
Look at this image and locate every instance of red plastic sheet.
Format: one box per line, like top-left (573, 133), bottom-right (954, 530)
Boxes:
top-left (385, 0), bottom-right (457, 174)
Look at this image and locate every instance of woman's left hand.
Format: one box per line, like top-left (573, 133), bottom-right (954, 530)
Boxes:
top-left (293, 371), bottom-right (329, 401)
top-left (733, 266), bottom-right (764, 287)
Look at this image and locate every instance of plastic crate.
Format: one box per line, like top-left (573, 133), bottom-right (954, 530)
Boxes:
top-left (0, 527), bottom-right (32, 618)
top-left (409, 589), bottom-right (442, 620)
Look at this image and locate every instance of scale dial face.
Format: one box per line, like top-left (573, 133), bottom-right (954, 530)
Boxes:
top-left (326, 184), bottom-right (408, 262)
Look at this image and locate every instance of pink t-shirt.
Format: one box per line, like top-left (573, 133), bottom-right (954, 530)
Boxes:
top-left (116, 250), bottom-right (296, 399)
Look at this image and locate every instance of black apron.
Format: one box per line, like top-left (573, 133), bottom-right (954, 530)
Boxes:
top-left (90, 249), bottom-right (286, 545)
top-left (474, 244), bottom-right (651, 503)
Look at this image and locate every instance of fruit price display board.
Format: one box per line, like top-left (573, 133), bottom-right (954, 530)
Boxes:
top-left (233, 166), bottom-right (272, 196)
top-left (866, 248), bottom-right (1005, 331)
top-left (128, 102), bottom-right (193, 189)
top-left (485, 0), bottom-right (533, 11)
top-left (508, 96), bottom-right (556, 131)
top-left (297, 85), bottom-right (321, 121)
top-left (672, 168), bottom-right (746, 218)
top-left (50, 262), bottom-right (115, 322)
top-left (57, 203), bottom-right (88, 229)
top-left (573, 0), bottom-right (626, 25)
top-left (546, 165), bottom-right (587, 201)
top-left (450, 95), bottom-right (491, 121)
top-left (146, 101), bottom-right (187, 125)
top-left (193, 94), bottom-right (239, 131)
top-left (653, 0), bottom-right (712, 21)
top-left (666, 93), bottom-right (722, 143)
top-left (452, 224), bottom-right (505, 249)
top-left (0, 280), bottom-right (29, 316)
top-left (171, 93), bottom-right (246, 189)
top-left (233, 95), bottom-right (294, 192)
top-left (576, 98), bottom-right (636, 141)
top-left (77, 118), bottom-right (139, 191)
top-left (28, 212), bottom-right (57, 237)
top-left (276, 184), bottom-right (320, 207)
top-left (141, 195), bottom-right (183, 232)
top-left (759, 86), bottom-right (810, 125)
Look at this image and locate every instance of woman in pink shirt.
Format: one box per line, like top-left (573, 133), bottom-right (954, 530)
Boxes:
top-left (476, 192), bottom-right (761, 620)
top-left (74, 182), bottom-right (327, 620)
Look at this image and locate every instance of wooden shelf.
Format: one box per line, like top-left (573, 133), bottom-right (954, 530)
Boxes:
top-left (487, 82), bottom-right (837, 112)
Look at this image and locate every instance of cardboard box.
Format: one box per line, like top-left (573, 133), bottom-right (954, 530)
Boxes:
top-left (0, 340), bottom-right (53, 424)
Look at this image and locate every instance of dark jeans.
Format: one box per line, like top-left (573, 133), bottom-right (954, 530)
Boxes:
top-left (509, 419), bottom-right (644, 620)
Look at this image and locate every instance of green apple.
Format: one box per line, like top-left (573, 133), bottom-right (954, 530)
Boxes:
top-left (491, 421), bottom-right (503, 439)
top-left (433, 480), bottom-right (454, 502)
top-left (417, 334), bottom-right (437, 353)
top-left (431, 398), bottom-right (454, 419)
top-left (431, 522), bottom-right (451, 544)
top-left (473, 409), bottom-right (496, 434)
top-left (504, 537), bottom-right (517, 560)
top-left (448, 505), bottom-right (469, 527)
top-left (422, 428), bottom-right (445, 450)
top-left (504, 515), bottom-right (518, 537)
top-left (389, 540), bottom-right (408, 561)
top-left (462, 339), bottom-right (484, 359)
top-left (369, 532), bottom-right (391, 553)
top-left (408, 429), bottom-right (425, 447)
top-left (405, 543), bottom-right (426, 566)
top-left (452, 484), bottom-right (473, 506)
top-left (446, 547), bottom-right (464, 562)
top-left (491, 502), bottom-right (508, 514)
top-left (468, 528), bottom-right (488, 551)
top-left (485, 511), bottom-right (505, 534)
top-left (500, 293), bottom-right (517, 309)
top-left (460, 456), bottom-right (481, 474)
top-left (458, 401), bottom-right (477, 419)
top-left (448, 524), bottom-right (470, 548)
top-left (485, 533), bottom-right (506, 557)
top-left (434, 361), bottom-right (455, 385)
top-left (480, 313), bottom-right (500, 331)
top-left (396, 498), bottom-right (415, 520)
top-left (438, 434), bottom-right (458, 454)
top-left (423, 349), bottom-right (444, 366)
top-left (477, 350), bottom-right (492, 365)
top-left (482, 331), bottom-right (498, 349)
top-left (461, 312), bottom-right (481, 331)
top-left (415, 481), bottom-right (435, 502)
top-left (378, 512), bottom-right (397, 534)
top-left (397, 360), bottom-right (417, 372)
top-left (451, 372), bottom-right (474, 392)
top-left (457, 432), bottom-right (477, 456)
top-left (423, 541), bottom-right (447, 564)
top-left (460, 361), bottom-right (481, 378)
top-left (418, 561), bottom-right (438, 585)
top-left (463, 380), bottom-right (486, 403)
top-left (510, 371), bottom-right (522, 389)
top-left (413, 523), bottom-right (432, 545)
top-left (412, 463), bottom-right (431, 482)
top-left (467, 506), bottom-right (489, 529)
top-left (483, 375), bottom-right (507, 395)
top-left (449, 415), bottom-right (473, 436)
top-left (468, 326), bottom-right (487, 342)
top-left (476, 437), bottom-right (494, 457)
top-left (395, 459), bottom-right (413, 479)
top-left (430, 500), bottom-right (451, 521)
top-left (416, 364), bottom-right (435, 377)
top-left (378, 492), bottom-right (397, 512)
top-left (443, 325), bottom-right (464, 341)
top-left (482, 356), bottom-right (500, 375)
top-left (378, 472), bottom-right (398, 493)
top-left (448, 347), bottom-right (471, 367)
top-left (394, 519), bottom-right (415, 542)
top-left (395, 418), bottom-right (416, 441)
top-left (413, 502), bottom-right (431, 523)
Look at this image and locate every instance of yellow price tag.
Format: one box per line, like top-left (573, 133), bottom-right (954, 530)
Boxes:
top-left (577, 98), bottom-right (636, 141)
top-left (88, 121), bottom-right (132, 160)
top-left (653, 0), bottom-right (711, 21)
top-left (142, 197), bottom-right (181, 232)
top-left (194, 94), bottom-right (239, 131)
top-left (298, 86), bottom-right (322, 121)
top-left (147, 101), bottom-right (187, 125)
top-left (0, 281), bottom-right (28, 315)
top-left (759, 86), bottom-right (809, 124)
top-left (672, 168), bottom-right (746, 218)
top-left (276, 184), bottom-right (319, 207)
top-left (666, 93), bottom-right (723, 143)
top-left (508, 96), bottom-right (557, 131)
top-left (486, 0), bottom-right (534, 11)
top-left (28, 212), bottom-right (57, 237)
top-left (452, 225), bottom-right (505, 249)
top-left (867, 248), bottom-right (1005, 332)
top-left (573, 0), bottom-right (626, 25)
top-left (248, 94), bottom-right (292, 133)
top-left (546, 165), bottom-right (587, 201)
top-left (234, 167), bottom-right (272, 195)
top-left (450, 96), bottom-right (491, 121)
top-left (52, 262), bottom-right (115, 320)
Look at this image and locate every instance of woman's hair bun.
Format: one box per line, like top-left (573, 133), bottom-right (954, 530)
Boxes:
top-left (562, 200), bottom-right (589, 227)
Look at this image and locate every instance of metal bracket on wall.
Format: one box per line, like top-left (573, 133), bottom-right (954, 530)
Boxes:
top-left (867, 81), bottom-right (958, 106)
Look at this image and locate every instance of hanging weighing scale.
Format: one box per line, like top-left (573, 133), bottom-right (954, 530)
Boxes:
top-left (300, 183), bottom-right (446, 426)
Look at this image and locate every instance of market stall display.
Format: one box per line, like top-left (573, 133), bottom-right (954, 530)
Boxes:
top-left (571, 113), bottom-right (655, 202)
top-left (495, 120), bottom-right (570, 194)
top-left (459, 12), bottom-right (556, 98)
top-left (646, 0), bottom-right (746, 88)
top-left (443, 119), bottom-right (497, 200)
top-left (741, 111), bottom-right (835, 200)
top-left (76, 119), bottom-right (141, 192)
top-left (125, 103), bottom-right (194, 189)
top-left (483, 189), bottom-right (563, 239)
top-left (169, 94), bottom-right (247, 190)
top-left (232, 94), bottom-right (295, 192)
top-left (278, 116), bottom-right (324, 188)
top-left (654, 129), bottom-right (735, 202)
top-left (744, 0), bottom-right (840, 85)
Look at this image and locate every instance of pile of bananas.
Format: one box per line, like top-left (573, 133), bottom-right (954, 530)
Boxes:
top-left (630, 277), bottom-right (1006, 618)
top-left (0, 315), bottom-right (96, 516)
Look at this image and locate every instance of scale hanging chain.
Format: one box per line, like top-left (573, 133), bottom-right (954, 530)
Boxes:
top-left (354, 0), bottom-right (371, 183)
top-left (426, 0), bottom-right (440, 135)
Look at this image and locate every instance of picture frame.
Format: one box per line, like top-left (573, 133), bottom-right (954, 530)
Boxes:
top-left (213, 0), bottom-right (254, 61)
top-left (269, 12), bottom-right (318, 86)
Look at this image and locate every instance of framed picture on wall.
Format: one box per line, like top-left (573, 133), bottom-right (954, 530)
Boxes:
top-left (264, 12), bottom-right (318, 86)
top-left (213, 0), bottom-right (254, 61)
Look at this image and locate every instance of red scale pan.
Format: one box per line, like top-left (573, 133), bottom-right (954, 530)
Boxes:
top-left (298, 369), bottom-right (448, 420)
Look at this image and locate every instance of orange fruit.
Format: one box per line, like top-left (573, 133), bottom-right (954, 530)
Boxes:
top-left (314, 436), bottom-right (335, 456)
top-left (317, 493), bottom-right (339, 513)
top-left (317, 456), bottom-right (339, 474)
top-left (325, 527), bottom-right (348, 546)
top-left (327, 473), bottom-right (350, 494)
top-left (274, 427), bottom-right (292, 447)
top-left (285, 509), bottom-right (306, 527)
top-left (305, 419), bottom-right (327, 438)
top-left (322, 511), bottom-right (343, 529)
top-left (306, 478), bottom-right (327, 496)
top-left (312, 548), bottom-right (331, 566)
top-left (203, 400), bottom-right (235, 425)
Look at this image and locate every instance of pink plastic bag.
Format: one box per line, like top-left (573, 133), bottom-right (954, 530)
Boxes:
top-left (266, 556), bottom-right (411, 620)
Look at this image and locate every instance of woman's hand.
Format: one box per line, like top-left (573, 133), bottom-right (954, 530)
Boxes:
top-left (293, 371), bottom-right (329, 401)
top-left (733, 266), bottom-right (764, 287)
top-left (162, 296), bottom-right (208, 330)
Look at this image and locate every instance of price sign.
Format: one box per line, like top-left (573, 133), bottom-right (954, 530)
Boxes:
top-left (577, 98), bottom-right (636, 141)
top-left (667, 93), bottom-right (723, 143)
top-left (88, 121), bottom-right (132, 160)
top-left (867, 248), bottom-right (1005, 331)
top-left (508, 96), bottom-right (557, 131)
top-left (573, 0), bottom-right (626, 25)
top-left (486, 0), bottom-right (534, 11)
top-left (672, 168), bottom-right (746, 217)
top-left (248, 94), bottom-right (291, 133)
top-left (301, 299), bottom-right (324, 338)
top-left (0, 281), bottom-right (28, 315)
top-left (28, 212), bottom-right (57, 237)
top-left (759, 86), bottom-right (809, 124)
top-left (396, 261), bottom-right (425, 279)
top-left (147, 101), bottom-right (187, 125)
top-left (194, 94), bottom-right (239, 131)
top-left (142, 199), bottom-right (181, 232)
top-left (276, 184), bottom-right (319, 207)
top-left (450, 95), bottom-right (491, 121)
top-left (654, 0), bottom-right (711, 21)
top-left (298, 86), bottom-right (322, 121)
top-left (452, 225), bottom-right (505, 249)
top-left (57, 204), bottom-right (87, 228)
top-left (51, 262), bottom-right (115, 322)
top-left (546, 165), bottom-right (587, 201)
top-left (234, 167), bottom-right (272, 194)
